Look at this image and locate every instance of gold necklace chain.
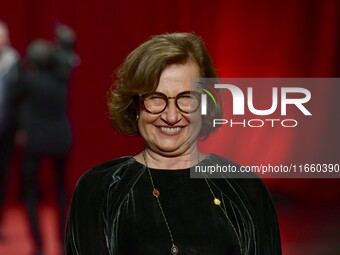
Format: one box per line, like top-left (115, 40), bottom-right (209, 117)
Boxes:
top-left (142, 151), bottom-right (179, 255)
top-left (203, 173), bottom-right (243, 255)
top-left (142, 150), bottom-right (243, 255)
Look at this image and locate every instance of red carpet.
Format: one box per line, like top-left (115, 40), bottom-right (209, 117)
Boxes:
top-left (0, 203), bottom-right (63, 255)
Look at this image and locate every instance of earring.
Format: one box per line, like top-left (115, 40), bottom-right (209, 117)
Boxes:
top-left (136, 114), bottom-right (139, 119)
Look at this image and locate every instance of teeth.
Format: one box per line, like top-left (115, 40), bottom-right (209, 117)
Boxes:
top-left (160, 127), bottom-right (181, 134)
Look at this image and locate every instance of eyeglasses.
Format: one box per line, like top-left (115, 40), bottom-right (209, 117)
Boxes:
top-left (140, 91), bottom-right (201, 114)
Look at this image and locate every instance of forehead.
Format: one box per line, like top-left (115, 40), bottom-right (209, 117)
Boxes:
top-left (155, 61), bottom-right (200, 95)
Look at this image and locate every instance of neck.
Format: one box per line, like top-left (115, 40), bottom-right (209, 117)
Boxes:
top-left (136, 144), bottom-right (204, 170)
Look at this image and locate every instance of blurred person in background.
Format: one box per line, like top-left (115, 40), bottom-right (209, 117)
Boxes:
top-left (0, 20), bottom-right (19, 241)
top-left (17, 25), bottom-right (78, 255)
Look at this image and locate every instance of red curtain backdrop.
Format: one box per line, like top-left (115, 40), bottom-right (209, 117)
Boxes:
top-left (1, 0), bottom-right (339, 254)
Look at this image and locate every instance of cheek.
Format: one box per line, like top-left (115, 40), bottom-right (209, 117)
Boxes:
top-left (138, 112), bottom-right (158, 134)
top-left (188, 112), bottom-right (202, 127)
top-left (187, 113), bottom-right (202, 138)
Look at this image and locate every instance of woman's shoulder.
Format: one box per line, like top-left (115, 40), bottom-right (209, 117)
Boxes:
top-left (206, 154), bottom-right (276, 214)
top-left (205, 153), bottom-right (270, 193)
top-left (205, 153), bottom-right (239, 166)
top-left (74, 156), bottom-right (141, 192)
top-left (85, 156), bottom-right (135, 173)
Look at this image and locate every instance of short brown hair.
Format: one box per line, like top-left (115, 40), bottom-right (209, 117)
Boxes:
top-left (107, 32), bottom-right (223, 138)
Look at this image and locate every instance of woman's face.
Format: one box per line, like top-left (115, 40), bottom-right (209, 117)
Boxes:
top-left (138, 61), bottom-right (202, 157)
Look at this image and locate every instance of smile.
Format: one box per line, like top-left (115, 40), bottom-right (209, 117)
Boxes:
top-left (159, 126), bottom-right (182, 135)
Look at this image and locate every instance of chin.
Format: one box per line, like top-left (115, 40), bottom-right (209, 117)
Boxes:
top-left (154, 140), bottom-right (191, 154)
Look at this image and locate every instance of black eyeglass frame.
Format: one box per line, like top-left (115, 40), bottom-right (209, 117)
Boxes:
top-left (139, 90), bottom-right (201, 114)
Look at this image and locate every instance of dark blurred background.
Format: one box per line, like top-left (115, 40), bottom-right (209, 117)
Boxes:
top-left (0, 0), bottom-right (339, 254)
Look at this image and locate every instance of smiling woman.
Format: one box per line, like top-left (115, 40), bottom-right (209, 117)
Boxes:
top-left (136, 62), bottom-right (202, 160)
top-left (65, 33), bottom-right (282, 255)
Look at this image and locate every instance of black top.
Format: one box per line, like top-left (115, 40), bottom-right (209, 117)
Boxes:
top-left (118, 164), bottom-right (241, 254)
top-left (66, 154), bottom-right (282, 255)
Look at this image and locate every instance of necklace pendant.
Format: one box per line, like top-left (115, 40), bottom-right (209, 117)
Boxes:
top-left (153, 188), bottom-right (160, 197)
top-left (214, 198), bottom-right (221, 205)
top-left (171, 244), bottom-right (179, 254)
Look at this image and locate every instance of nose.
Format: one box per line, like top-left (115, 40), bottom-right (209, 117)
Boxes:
top-left (160, 99), bottom-right (181, 124)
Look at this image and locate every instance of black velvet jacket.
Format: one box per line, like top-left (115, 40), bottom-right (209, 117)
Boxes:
top-left (66, 154), bottom-right (281, 255)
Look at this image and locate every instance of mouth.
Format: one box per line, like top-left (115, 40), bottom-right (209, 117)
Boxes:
top-left (159, 126), bottom-right (183, 136)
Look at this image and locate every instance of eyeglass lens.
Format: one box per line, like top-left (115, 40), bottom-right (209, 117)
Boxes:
top-left (143, 92), bottom-right (200, 114)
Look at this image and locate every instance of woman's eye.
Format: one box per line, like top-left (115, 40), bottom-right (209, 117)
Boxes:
top-left (145, 94), bottom-right (162, 100)
top-left (151, 96), bottom-right (163, 99)
top-left (179, 94), bottom-right (195, 100)
top-left (149, 96), bottom-right (164, 102)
